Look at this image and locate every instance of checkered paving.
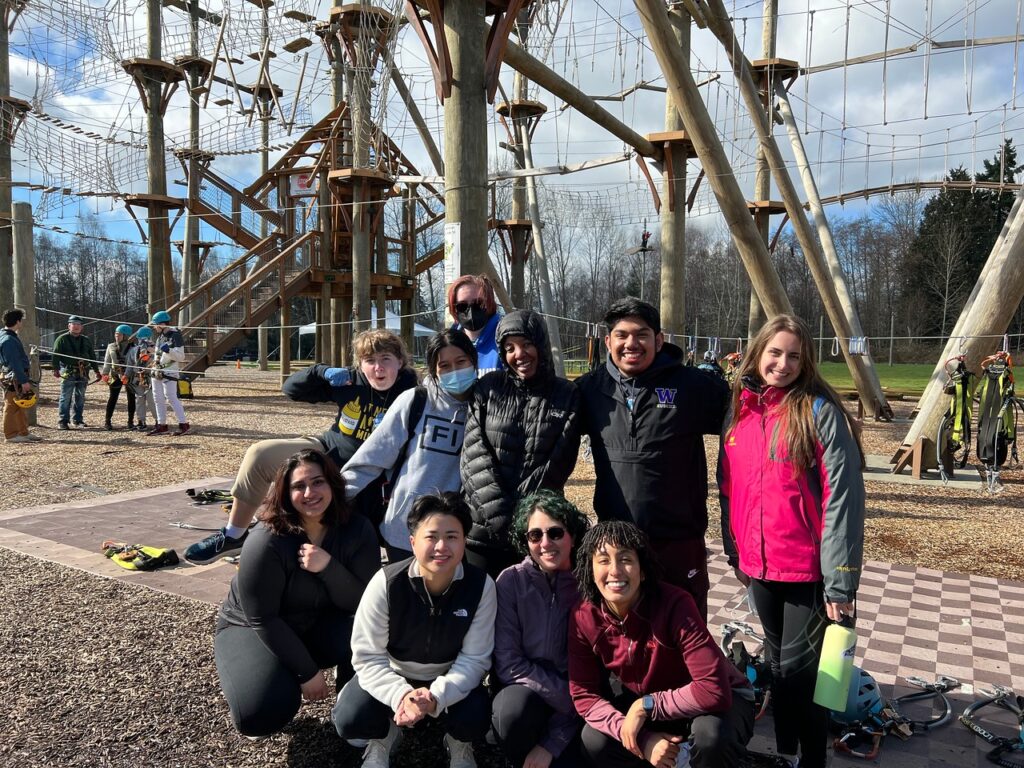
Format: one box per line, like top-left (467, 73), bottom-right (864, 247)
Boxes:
top-left (707, 541), bottom-right (1024, 766)
top-left (0, 484), bottom-right (1022, 766)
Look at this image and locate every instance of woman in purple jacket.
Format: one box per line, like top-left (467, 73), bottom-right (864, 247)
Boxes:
top-left (491, 490), bottom-right (590, 768)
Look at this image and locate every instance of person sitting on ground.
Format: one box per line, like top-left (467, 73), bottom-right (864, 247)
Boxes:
top-left (448, 274), bottom-right (503, 376)
top-left (460, 309), bottom-right (581, 577)
top-left (215, 448), bottom-right (381, 738)
top-left (146, 310), bottom-right (190, 436)
top-left (491, 489), bottom-right (590, 768)
top-left (342, 329), bottom-right (476, 564)
top-left (101, 324), bottom-right (137, 431)
top-left (332, 491), bottom-right (495, 768)
top-left (126, 326), bottom-right (157, 431)
top-left (185, 329), bottom-right (417, 565)
top-left (52, 314), bottom-right (101, 430)
top-left (568, 520), bottom-right (754, 768)
top-left (0, 308), bottom-right (42, 443)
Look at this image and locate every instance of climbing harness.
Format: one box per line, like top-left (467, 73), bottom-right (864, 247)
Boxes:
top-left (975, 351), bottom-right (1021, 492)
top-left (937, 354), bottom-right (975, 482)
top-left (834, 675), bottom-right (960, 760)
top-left (722, 351), bottom-right (743, 386)
top-left (698, 339), bottom-right (725, 379)
top-left (720, 621), bottom-right (772, 720)
top-left (961, 685), bottom-right (1024, 768)
top-left (101, 540), bottom-right (180, 571)
top-left (185, 488), bottom-right (233, 507)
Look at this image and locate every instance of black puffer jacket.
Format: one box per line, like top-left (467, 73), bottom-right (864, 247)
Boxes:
top-left (461, 310), bottom-right (582, 551)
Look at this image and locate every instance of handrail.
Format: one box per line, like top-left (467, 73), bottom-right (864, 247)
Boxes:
top-left (166, 233), bottom-right (281, 315)
top-left (196, 165), bottom-right (282, 230)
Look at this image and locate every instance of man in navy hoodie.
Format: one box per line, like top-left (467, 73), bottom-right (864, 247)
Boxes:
top-left (575, 298), bottom-right (729, 619)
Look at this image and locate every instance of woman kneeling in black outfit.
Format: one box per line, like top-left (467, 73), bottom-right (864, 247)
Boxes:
top-left (214, 449), bottom-right (381, 737)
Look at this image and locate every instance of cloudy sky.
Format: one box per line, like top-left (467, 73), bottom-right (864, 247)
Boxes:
top-left (8, 0), bottom-right (1022, 269)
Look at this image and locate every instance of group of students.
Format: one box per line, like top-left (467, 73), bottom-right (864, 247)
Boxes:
top-left (200, 276), bottom-right (865, 768)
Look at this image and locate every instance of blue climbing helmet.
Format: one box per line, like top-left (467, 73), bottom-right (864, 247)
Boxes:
top-left (136, 327), bottom-right (154, 340)
top-left (831, 666), bottom-right (885, 726)
top-left (115, 324), bottom-right (132, 336)
top-left (150, 310), bottom-right (171, 324)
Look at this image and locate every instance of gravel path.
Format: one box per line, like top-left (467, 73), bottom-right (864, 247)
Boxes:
top-left (2, 366), bottom-right (1021, 766)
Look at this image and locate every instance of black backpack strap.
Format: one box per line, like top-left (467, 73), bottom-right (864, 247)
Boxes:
top-left (388, 386), bottom-right (428, 489)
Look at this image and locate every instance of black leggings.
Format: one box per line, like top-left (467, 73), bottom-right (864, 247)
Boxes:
top-left (105, 377), bottom-right (136, 424)
top-left (748, 579), bottom-right (829, 768)
top-left (214, 612), bottom-right (356, 738)
top-left (491, 684), bottom-right (581, 767)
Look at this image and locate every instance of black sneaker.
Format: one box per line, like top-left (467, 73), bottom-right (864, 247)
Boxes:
top-left (58, 422), bottom-right (69, 431)
top-left (184, 528), bottom-right (247, 565)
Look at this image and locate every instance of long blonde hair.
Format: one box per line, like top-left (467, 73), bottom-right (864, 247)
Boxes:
top-left (728, 314), bottom-right (863, 473)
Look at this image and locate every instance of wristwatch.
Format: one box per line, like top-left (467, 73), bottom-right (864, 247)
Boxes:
top-left (641, 694), bottom-right (655, 718)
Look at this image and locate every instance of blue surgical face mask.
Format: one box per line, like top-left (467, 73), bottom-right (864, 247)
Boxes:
top-left (437, 366), bottom-right (476, 395)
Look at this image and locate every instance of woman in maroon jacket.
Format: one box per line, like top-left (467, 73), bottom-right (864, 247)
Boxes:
top-left (568, 521), bottom-right (753, 768)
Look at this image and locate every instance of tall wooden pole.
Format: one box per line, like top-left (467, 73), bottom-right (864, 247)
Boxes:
top-left (389, 62), bottom-right (444, 176)
top-left (444, 0), bottom-right (490, 277)
top-left (747, 0), bottom-right (777, 340)
top-left (633, 0), bottom-right (791, 317)
top-left (0, 2), bottom-right (16, 311)
top-left (257, 4), bottom-right (270, 371)
top-left (775, 85), bottom-right (892, 417)
top-left (902, 191), bottom-right (1024, 460)
top-left (146, 0), bottom-right (169, 313)
top-left (330, 0), bottom-right (346, 367)
top-left (401, 185), bottom-right (416, 352)
top-left (508, 11), bottom-right (531, 308)
top-left (658, 7), bottom-right (689, 338)
top-left (180, 0), bottom-right (201, 325)
top-left (12, 201), bottom-right (38, 425)
top-left (701, 0), bottom-right (890, 418)
top-left (350, 11), bottom-right (372, 334)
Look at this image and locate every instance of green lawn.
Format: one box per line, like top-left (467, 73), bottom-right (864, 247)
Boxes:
top-left (819, 362), bottom-right (936, 395)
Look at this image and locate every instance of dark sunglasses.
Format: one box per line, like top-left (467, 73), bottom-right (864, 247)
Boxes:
top-left (525, 526), bottom-right (566, 543)
top-left (454, 300), bottom-right (484, 313)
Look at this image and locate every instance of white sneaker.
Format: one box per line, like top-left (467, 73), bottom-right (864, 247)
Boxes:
top-left (361, 722), bottom-right (401, 768)
top-left (444, 733), bottom-right (477, 768)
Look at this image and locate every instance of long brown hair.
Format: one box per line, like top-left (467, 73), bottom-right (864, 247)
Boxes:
top-left (258, 449), bottom-right (350, 535)
top-left (728, 314), bottom-right (863, 473)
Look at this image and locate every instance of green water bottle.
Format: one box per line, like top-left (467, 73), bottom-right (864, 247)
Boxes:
top-left (813, 616), bottom-right (856, 711)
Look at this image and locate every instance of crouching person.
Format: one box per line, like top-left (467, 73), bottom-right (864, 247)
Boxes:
top-left (332, 492), bottom-right (496, 768)
top-left (569, 521), bottom-right (754, 768)
top-left (214, 449), bottom-right (381, 738)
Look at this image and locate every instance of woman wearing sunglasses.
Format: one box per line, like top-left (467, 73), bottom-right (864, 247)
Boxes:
top-left (447, 274), bottom-right (503, 376)
top-left (491, 490), bottom-right (590, 768)
top-left (461, 310), bottom-right (581, 577)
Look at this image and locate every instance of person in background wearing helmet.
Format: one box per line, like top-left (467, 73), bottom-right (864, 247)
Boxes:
top-left (0, 309), bottom-right (42, 443)
top-left (719, 315), bottom-right (865, 768)
top-left (101, 324), bottom-right (137, 431)
top-left (447, 274), bottom-right (503, 376)
top-left (147, 310), bottom-right (189, 436)
top-left (127, 326), bottom-right (157, 431)
top-left (52, 314), bottom-right (101, 430)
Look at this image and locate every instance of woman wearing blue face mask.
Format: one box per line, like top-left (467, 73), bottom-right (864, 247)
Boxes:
top-left (342, 330), bottom-right (477, 563)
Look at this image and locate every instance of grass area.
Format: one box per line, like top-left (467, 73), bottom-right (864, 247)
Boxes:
top-left (820, 361), bottom-right (936, 395)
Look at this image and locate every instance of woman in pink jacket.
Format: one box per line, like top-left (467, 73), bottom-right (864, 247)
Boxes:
top-left (719, 314), bottom-right (865, 768)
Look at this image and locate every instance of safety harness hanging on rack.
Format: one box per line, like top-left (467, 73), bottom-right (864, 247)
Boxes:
top-left (975, 351), bottom-right (1020, 492)
top-left (938, 355), bottom-right (975, 482)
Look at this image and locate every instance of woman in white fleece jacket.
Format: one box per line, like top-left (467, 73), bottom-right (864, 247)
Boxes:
top-left (331, 492), bottom-right (496, 768)
top-left (342, 329), bottom-right (477, 563)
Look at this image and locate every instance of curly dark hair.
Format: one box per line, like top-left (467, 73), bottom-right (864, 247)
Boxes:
top-left (258, 449), bottom-right (350, 535)
top-left (510, 489), bottom-right (591, 567)
top-left (573, 520), bottom-right (662, 606)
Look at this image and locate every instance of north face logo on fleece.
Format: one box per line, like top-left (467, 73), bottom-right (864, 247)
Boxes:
top-left (655, 388), bottom-right (677, 408)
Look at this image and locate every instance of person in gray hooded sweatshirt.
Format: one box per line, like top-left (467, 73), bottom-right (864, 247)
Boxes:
top-left (342, 329), bottom-right (477, 564)
top-left (460, 310), bottom-right (581, 577)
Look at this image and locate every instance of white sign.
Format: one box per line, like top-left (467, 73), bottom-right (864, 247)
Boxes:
top-left (444, 222), bottom-right (461, 285)
top-left (290, 170), bottom-right (317, 198)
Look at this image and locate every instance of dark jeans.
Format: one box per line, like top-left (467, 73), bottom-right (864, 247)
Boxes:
top-left (332, 673), bottom-right (491, 743)
top-left (214, 612), bottom-right (356, 738)
top-left (579, 691), bottom-right (753, 768)
top-left (58, 377), bottom-right (87, 424)
top-left (650, 537), bottom-right (710, 621)
top-left (749, 579), bottom-right (830, 768)
top-left (491, 684), bottom-right (582, 767)
top-left (464, 542), bottom-right (520, 580)
top-left (105, 377), bottom-right (136, 424)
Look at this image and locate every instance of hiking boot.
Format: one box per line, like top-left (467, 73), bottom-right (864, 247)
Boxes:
top-left (444, 734), bottom-right (477, 768)
top-left (105, 420), bottom-right (113, 431)
top-left (173, 422), bottom-right (191, 436)
top-left (6, 435), bottom-right (32, 443)
top-left (25, 434), bottom-right (43, 442)
top-left (184, 528), bottom-right (248, 565)
top-left (147, 425), bottom-right (169, 435)
top-left (360, 723), bottom-right (401, 768)
top-left (58, 422), bottom-right (69, 431)
top-left (136, 422), bottom-right (148, 431)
